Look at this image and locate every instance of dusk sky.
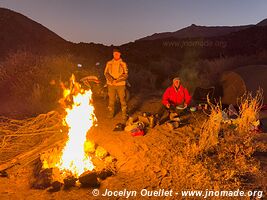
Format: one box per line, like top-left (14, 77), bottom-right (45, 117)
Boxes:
top-left (1, 0), bottom-right (267, 45)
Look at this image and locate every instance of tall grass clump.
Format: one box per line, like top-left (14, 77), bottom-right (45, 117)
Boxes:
top-left (199, 98), bottom-right (223, 152)
top-left (170, 93), bottom-right (265, 196)
top-left (236, 89), bottom-right (263, 133)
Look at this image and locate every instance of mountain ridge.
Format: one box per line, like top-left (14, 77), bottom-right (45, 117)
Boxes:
top-left (137, 19), bottom-right (267, 41)
top-left (0, 7), bottom-right (69, 58)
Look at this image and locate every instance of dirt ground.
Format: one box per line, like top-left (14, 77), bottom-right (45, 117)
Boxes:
top-left (0, 92), bottom-right (266, 200)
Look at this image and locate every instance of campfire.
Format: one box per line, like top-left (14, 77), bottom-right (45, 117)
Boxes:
top-left (56, 76), bottom-right (96, 178)
top-left (33, 75), bottom-right (116, 191)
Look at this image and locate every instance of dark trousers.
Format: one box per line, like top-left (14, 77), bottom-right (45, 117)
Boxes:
top-left (107, 85), bottom-right (127, 113)
top-left (158, 105), bottom-right (186, 124)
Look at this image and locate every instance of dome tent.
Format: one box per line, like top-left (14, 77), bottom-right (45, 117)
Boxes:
top-left (220, 65), bottom-right (267, 105)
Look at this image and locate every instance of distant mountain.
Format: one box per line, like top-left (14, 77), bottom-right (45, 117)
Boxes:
top-left (0, 7), bottom-right (267, 117)
top-left (121, 25), bottom-right (267, 65)
top-left (137, 20), bottom-right (267, 41)
top-left (257, 18), bottom-right (267, 26)
top-left (1, 7), bottom-right (267, 66)
top-left (0, 7), bottom-right (69, 58)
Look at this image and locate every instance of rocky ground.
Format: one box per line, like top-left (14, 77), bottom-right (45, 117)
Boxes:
top-left (0, 93), bottom-right (266, 200)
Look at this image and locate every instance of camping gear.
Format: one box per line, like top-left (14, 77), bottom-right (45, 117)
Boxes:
top-left (142, 112), bottom-right (151, 117)
top-left (262, 105), bottom-right (267, 111)
top-left (169, 112), bottom-right (181, 122)
top-left (125, 121), bottom-right (145, 136)
top-left (125, 121), bottom-right (145, 132)
top-left (220, 65), bottom-right (267, 105)
top-left (166, 121), bottom-right (180, 130)
top-left (125, 123), bottom-right (139, 132)
top-left (176, 105), bottom-right (187, 110)
top-left (113, 123), bottom-right (125, 131)
top-left (130, 128), bottom-right (145, 137)
top-left (80, 76), bottom-right (100, 84)
top-left (138, 114), bottom-right (151, 126)
top-left (148, 115), bottom-right (155, 128)
top-left (228, 104), bottom-right (238, 119)
top-left (126, 116), bottom-right (134, 126)
top-left (192, 86), bottom-right (215, 104)
top-left (136, 122), bottom-right (145, 129)
top-left (197, 103), bottom-right (208, 110)
top-left (190, 107), bottom-right (197, 112)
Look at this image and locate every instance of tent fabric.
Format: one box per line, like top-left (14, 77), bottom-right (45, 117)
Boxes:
top-left (192, 86), bottom-right (215, 103)
top-left (220, 65), bottom-right (267, 105)
top-left (260, 111), bottom-right (267, 132)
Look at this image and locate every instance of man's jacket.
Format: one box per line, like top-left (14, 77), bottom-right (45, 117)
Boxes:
top-left (104, 59), bottom-right (128, 86)
top-left (162, 85), bottom-right (191, 107)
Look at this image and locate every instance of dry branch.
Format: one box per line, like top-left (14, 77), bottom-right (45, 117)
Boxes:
top-left (0, 111), bottom-right (66, 171)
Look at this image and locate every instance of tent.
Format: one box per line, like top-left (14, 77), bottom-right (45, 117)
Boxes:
top-left (220, 65), bottom-right (267, 105)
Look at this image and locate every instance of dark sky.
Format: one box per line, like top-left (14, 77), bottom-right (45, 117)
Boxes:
top-left (1, 0), bottom-right (267, 45)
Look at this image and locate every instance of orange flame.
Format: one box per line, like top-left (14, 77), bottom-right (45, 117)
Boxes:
top-left (56, 75), bottom-right (97, 177)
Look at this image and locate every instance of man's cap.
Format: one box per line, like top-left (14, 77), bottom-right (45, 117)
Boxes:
top-left (113, 48), bottom-right (121, 53)
top-left (172, 77), bottom-right (180, 82)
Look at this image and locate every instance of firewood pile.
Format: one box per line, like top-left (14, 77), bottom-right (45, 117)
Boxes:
top-left (0, 111), bottom-right (65, 172)
top-left (0, 110), bottom-right (117, 192)
top-left (32, 142), bottom-right (117, 192)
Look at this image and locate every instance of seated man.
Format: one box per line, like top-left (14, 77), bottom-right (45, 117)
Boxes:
top-left (159, 77), bottom-right (192, 124)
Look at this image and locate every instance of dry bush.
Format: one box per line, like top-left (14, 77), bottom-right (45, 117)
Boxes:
top-left (0, 51), bottom-right (79, 117)
top-left (169, 95), bottom-right (265, 195)
top-left (178, 66), bottom-right (206, 94)
top-left (0, 111), bottom-right (64, 164)
top-left (128, 67), bottom-right (157, 91)
top-left (199, 99), bottom-right (222, 152)
top-left (236, 89), bottom-right (263, 133)
top-left (175, 51), bottom-right (267, 89)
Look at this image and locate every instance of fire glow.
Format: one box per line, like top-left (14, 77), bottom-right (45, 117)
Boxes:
top-left (56, 75), bottom-right (97, 178)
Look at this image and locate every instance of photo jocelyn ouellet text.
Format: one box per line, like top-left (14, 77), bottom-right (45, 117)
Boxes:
top-left (91, 188), bottom-right (264, 198)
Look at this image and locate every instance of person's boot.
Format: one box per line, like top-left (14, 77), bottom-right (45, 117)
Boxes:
top-left (108, 107), bottom-right (114, 119)
top-left (170, 112), bottom-right (180, 121)
top-left (122, 107), bottom-right (128, 123)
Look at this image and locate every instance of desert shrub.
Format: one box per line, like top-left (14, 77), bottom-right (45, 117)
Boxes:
top-left (177, 65), bottom-right (204, 93)
top-left (195, 51), bottom-right (267, 85)
top-left (169, 94), bottom-right (265, 195)
top-left (30, 83), bottom-right (42, 104)
top-left (171, 51), bottom-right (267, 93)
top-left (236, 89), bottom-right (263, 133)
top-left (199, 100), bottom-right (222, 152)
top-left (128, 67), bottom-right (157, 91)
top-left (0, 51), bottom-right (80, 116)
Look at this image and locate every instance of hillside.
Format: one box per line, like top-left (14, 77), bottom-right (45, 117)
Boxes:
top-left (137, 21), bottom-right (267, 41)
top-left (123, 25), bottom-right (267, 62)
top-left (257, 18), bottom-right (267, 26)
top-left (1, 7), bottom-right (267, 118)
top-left (1, 7), bottom-right (267, 64)
top-left (0, 7), bottom-right (70, 59)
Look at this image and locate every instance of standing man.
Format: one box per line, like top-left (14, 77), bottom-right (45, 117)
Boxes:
top-left (104, 49), bottom-right (128, 122)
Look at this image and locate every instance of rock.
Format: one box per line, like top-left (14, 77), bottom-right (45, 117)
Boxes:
top-left (63, 176), bottom-right (77, 189)
top-left (31, 168), bottom-right (53, 189)
top-left (84, 140), bottom-right (96, 154)
top-left (48, 181), bottom-right (63, 192)
top-left (0, 170), bottom-right (8, 177)
top-left (97, 169), bottom-right (114, 180)
top-left (78, 171), bottom-right (99, 188)
top-left (95, 146), bottom-right (108, 159)
top-left (104, 156), bottom-right (117, 164)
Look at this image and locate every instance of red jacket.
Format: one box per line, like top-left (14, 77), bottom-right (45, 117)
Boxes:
top-left (162, 85), bottom-right (191, 107)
